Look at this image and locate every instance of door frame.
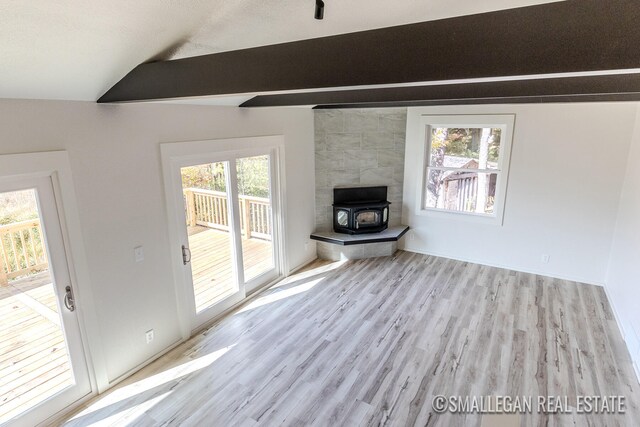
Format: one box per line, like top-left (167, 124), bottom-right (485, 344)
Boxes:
top-left (161, 136), bottom-right (286, 337)
top-left (0, 151), bottom-right (106, 423)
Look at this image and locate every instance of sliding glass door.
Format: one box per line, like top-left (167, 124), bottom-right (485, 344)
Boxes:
top-left (235, 154), bottom-right (276, 285)
top-left (166, 144), bottom-right (282, 331)
top-left (181, 160), bottom-right (239, 313)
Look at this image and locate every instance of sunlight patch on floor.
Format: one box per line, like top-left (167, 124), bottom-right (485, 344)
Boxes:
top-left (237, 277), bottom-right (325, 313)
top-left (79, 391), bottom-right (173, 427)
top-left (69, 345), bottom-right (234, 422)
top-left (236, 260), bottom-right (347, 313)
top-left (271, 260), bottom-right (347, 289)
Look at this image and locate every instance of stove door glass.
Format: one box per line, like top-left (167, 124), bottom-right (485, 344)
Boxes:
top-left (336, 209), bottom-right (349, 227)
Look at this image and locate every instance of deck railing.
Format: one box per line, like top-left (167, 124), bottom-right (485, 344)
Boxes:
top-left (184, 188), bottom-right (272, 240)
top-left (0, 219), bottom-right (48, 285)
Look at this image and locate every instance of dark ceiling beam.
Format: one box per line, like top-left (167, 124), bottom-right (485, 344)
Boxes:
top-left (98, 0), bottom-right (640, 104)
top-left (239, 74), bottom-right (640, 108)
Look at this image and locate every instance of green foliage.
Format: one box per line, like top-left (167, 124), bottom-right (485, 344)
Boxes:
top-left (433, 127), bottom-right (502, 162)
top-left (0, 190), bottom-right (39, 225)
top-left (236, 156), bottom-right (270, 198)
top-left (181, 163), bottom-right (227, 193)
top-left (0, 189), bottom-right (49, 279)
top-left (427, 127), bottom-right (502, 204)
top-left (0, 212), bottom-right (38, 226)
top-left (180, 156), bottom-right (270, 198)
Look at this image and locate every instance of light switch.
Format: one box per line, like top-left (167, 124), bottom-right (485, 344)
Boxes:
top-left (134, 246), bottom-right (144, 263)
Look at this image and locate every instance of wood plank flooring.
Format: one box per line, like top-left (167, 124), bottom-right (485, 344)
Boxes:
top-left (188, 227), bottom-right (273, 312)
top-left (0, 271), bottom-right (73, 423)
top-left (63, 251), bottom-right (640, 426)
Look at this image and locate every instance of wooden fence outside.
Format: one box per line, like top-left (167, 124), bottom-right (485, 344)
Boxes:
top-left (0, 219), bottom-right (48, 285)
top-left (184, 188), bottom-right (272, 240)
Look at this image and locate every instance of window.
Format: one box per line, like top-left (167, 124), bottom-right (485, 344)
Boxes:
top-left (421, 115), bottom-right (514, 221)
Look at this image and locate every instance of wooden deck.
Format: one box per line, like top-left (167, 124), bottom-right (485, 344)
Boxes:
top-left (188, 226), bottom-right (273, 312)
top-left (0, 271), bottom-right (73, 423)
top-left (0, 227), bottom-right (272, 423)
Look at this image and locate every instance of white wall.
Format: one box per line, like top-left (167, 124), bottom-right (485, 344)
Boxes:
top-left (0, 99), bottom-right (316, 384)
top-left (402, 103), bottom-right (638, 285)
top-left (606, 106), bottom-right (640, 378)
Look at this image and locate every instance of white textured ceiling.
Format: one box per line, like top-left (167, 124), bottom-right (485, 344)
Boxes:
top-left (0, 0), bottom-right (564, 101)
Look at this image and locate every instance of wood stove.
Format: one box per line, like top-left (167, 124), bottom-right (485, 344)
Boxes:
top-left (333, 186), bottom-right (390, 234)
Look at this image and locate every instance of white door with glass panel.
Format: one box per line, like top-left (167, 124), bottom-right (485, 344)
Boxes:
top-left (0, 177), bottom-right (91, 426)
top-left (165, 144), bottom-right (282, 331)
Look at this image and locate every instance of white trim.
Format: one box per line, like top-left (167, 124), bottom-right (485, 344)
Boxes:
top-left (602, 285), bottom-right (629, 346)
top-left (0, 151), bottom-right (108, 415)
top-left (414, 114), bottom-right (515, 225)
top-left (108, 255), bottom-right (318, 404)
top-left (424, 166), bottom-right (499, 173)
top-left (401, 245), bottom-right (604, 287)
top-left (288, 256), bottom-right (318, 276)
top-left (103, 337), bottom-right (185, 388)
top-left (161, 136), bottom-right (286, 338)
top-left (272, 145), bottom-right (290, 279)
top-left (602, 285), bottom-right (640, 384)
top-left (403, 244), bottom-right (640, 383)
top-left (55, 255), bottom-right (319, 424)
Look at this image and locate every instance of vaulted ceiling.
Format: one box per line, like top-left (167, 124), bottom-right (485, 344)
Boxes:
top-left (1, 0), bottom-right (563, 101)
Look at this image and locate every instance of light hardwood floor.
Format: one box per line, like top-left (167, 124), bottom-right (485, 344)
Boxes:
top-left (63, 251), bottom-right (639, 426)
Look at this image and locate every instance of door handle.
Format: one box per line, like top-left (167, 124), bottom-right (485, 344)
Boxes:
top-left (182, 245), bottom-right (191, 265)
top-left (64, 286), bottom-right (76, 312)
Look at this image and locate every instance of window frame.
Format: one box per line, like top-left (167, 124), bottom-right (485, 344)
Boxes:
top-left (418, 114), bottom-right (515, 224)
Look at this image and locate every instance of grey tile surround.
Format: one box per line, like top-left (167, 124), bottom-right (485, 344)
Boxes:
top-left (315, 108), bottom-right (407, 232)
top-left (316, 241), bottom-right (398, 261)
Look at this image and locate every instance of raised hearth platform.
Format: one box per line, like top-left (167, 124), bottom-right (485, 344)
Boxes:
top-left (311, 225), bottom-right (409, 261)
top-left (311, 225), bottom-right (409, 246)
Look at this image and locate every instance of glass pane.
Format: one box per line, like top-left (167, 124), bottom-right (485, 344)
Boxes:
top-left (356, 211), bottom-right (379, 225)
top-left (425, 169), bottom-right (498, 215)
top-left (428, 127), bottom-right (502, 169)
top-left (337, 210), bottom-right (348, 227)
top-left (0, 189), bottom-right (73, 422)
top-left (236, 155), bottom-right (275, 282)
top-left (181, 162), bottom-right (237, 312)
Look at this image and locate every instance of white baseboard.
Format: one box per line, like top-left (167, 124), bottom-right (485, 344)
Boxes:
top-left (59, 256), bottom-right (320, 423)
top-left (107, 337), bottom-right (186, 389)
top-left (401, 245), bottom-right (604, 287)
top-left (41, 390), bottom-right (97, 427)
top-left (602, 285), bottom-right (640, 385)
top-left (288, 256), bottom-right (318, 275)
top-left (56, 335), bottom-right (186, 424)
top-left (402, 245), bottom-right (639, 384)
top-left (109, 256), bottom-right (318, 383)
top-left (602, 284), bottom-right (629, 343)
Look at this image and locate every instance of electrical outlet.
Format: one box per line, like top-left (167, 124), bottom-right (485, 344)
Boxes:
top-left (541, 254), bottom-right (550, 264)
top-left (145, 329), bottom-right (154, 344)
top-left (134, 246), bottom-right (144, 263)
